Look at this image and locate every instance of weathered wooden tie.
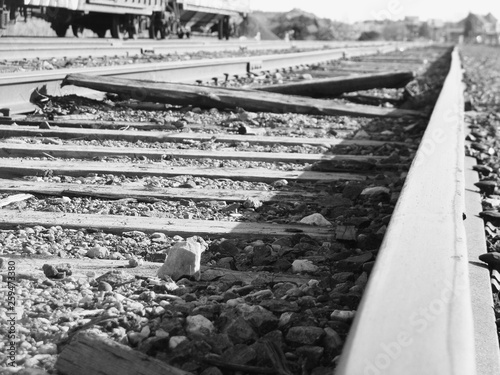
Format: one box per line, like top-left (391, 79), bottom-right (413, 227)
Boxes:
top-left (258, 71), bottom-right (414, 98)
top-left (62, 73), bottom-right (424, 118)
top-left (0, 210), bottom-right (335, 239)
top-left (0, 159), bottom-right (370, 182)
top-left (0, 125), bottom-right (399, 147)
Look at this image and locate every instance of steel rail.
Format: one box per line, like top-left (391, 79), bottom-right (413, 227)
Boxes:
top-left (336, 47), bottom-right (476, 374)
top-left (1, 39), bottom-right (396, 60)
top-left (1, 43), bottom-right (410, 114)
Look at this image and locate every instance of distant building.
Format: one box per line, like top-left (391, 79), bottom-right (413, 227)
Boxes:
top-left (404, 16), bottom-right (420, 40)
top-left (447, 12), bottom-right (500, 44)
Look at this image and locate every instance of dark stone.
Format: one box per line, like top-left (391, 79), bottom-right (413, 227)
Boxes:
top-left (344, 216), bottom-right (371, 228)
top-left (192, 304), bottom-right (221, 320)
top-left (222, 290), bottom-right (239, 301)
top-left (479, 252), bottom-right (500, 272)
top-left (260, 299), bottom-right (300, 313)
top-left (95, 270), bottom-right (134, 287)
top-left (272, 237), bottom-right (293, 247)
top-left (145, 253), bottom-right (167, 263)
top-left (159, 317), bottom-right (185, 336)
top-left (221, 344), bottom-right (257, 365)
top-left (297, 296), bottom-right (316, 308)
top-left (475, 181), bottom-right (497, 195)
top-left (290, 234), bottom-right (318, 246)
top-left (179, 181), bottom-right (197, 189)
top-left (42, 264), bottom-right (58, 278)
top-left (273, 258), bottom-right (292, 271)
top-left (209, 239), bottom-right (240, 257)
top-left (222, 316), bottom-right (258, 344)
top-left (342, 183), bottom-right (364, 200)
top-left (296, 345), bottom-right (324, 366)
top-left (328, 251), bottom-right (352, 262)
top-left (272, 282), bottom-right (295, 298)
top-left (286, 326), bottom-right (325, 346)
top-left (338, 253), bottom-right (373, 271)
top-left (356, 233), bottom-right (381, 250)
top-left (252, 244), bottom-right (275, 266)
top-left (200, 367), bottom-right (223, 375)
top-left (322, 327), bottom-right (343, 358)
top-left (216, 257), bottom-right (236, 270)
top-left (203, 333), bottom-right (233, 355)
top-left (233, 285), bottom-right (255, 296)
top-left (311, 367), bottom-right (336, 375)
top-left (236, 304), bottom-right (278, 334)
top-left (363, 261), bottom-right (376, 274)
top-left (317, 194), bottom-right (352, 208)
top-left (331, 272), bottom-right (355, 283)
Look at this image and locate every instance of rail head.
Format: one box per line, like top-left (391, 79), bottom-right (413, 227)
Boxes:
top-left (336, 47), bottom-right (475, 375)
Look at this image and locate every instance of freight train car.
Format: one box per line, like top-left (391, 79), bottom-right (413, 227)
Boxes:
top-left (20, 0), bottom-right (250, 38)
top-left (174, 0), bottom-right (249, 39)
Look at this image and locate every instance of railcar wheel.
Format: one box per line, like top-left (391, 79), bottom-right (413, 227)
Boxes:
top-left (54, 24), bottom-right (69, 37)
top-left (111, 15), bottom-right (124, 39)
top-left (72, 25), bottom-right (84, 38)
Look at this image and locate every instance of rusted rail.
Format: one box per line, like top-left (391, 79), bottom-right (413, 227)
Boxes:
top-left (336, 47), bottom-right (486, 375)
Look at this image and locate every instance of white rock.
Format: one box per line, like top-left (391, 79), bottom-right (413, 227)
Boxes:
top-left (129, 257), bottom-right (144, 268)
top-left (273, 179), bottom-right (288, 187)
top-left (157, 237), bottom-right (204, 281)
top-left (361, 186), bottom-right (390, 197)
top-left (127, 331), bottom-right (146, 346)
top-left (86, 246), bottom-right (109, 259)
top-left (185, 314), bottom-right (215, 337)
top-left (299, 213), bottom-right (332, 226)
top-left (226, 297), bottom-right (245, 307)
top-left (278, 312), bottom-right (294, 328)
top-left (109, 252), bottom-right (124, 260)
top-left (140, 325), bottom-right (151, 337)
top-left (292, 259), bottom-right (318, 273)
top-left (169, 336), bottom-right (188, 350)
top-left (37, 343), bottom-right (57, 354)
top-left (155, 329), bottom-right (170, 338)
top-left (151, 232), bottom-right (167, 243)
top-left (353, 130), bottom-right (370, 139)
top-left (126, 300), bottom-right (145, 313)
top-left (330, 310), bottom-right (356, 321)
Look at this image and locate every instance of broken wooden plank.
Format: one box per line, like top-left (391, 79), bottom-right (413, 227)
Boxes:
top-left (342, 94), bottom-right (402, 106)
top-left (0, 178), bottom-right (322, 203)
top-left (0, 142), bottom-right (383, 165)
top-left (257, 71), bottom-right (415, 98)
top-left (0, 210), bottom-right (335, 239)
top-left (0, 159), bottom-right (369, 182)
top-left (0, 125), bottom-right (399, 147)
top-left (0, 193), bottom-right (33, 208)
top-left (56, 331), bottom-right (189, 375)
top-left (62, 73), bottom-right (424, 118)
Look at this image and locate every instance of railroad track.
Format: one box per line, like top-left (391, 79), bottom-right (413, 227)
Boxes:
top-left (0, 38), bottom-right (395, 60)
top-left (1, 41), bottom-right (427, 114)
top-left (0, 44), bottom-right (497, 375)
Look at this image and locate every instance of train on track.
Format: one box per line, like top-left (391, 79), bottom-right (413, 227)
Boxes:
top-left (3, 0), bottom-right (250, 39)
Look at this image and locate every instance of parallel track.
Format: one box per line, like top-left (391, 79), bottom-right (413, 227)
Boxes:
top-left (1, 43), bottom-right (497, 374)
top-left (0, 39), bottom-right (394, 60)
top-left (1, 41), bottom-right (425, 114)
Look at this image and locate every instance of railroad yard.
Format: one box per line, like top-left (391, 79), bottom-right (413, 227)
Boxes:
top-left (0, 38), bottom-right (500, 375)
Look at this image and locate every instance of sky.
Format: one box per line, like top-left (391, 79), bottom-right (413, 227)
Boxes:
top-left (249, 0), bottom-right (500, 24)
